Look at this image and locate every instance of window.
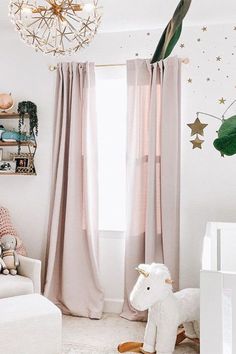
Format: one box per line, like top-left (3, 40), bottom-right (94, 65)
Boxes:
top-left (96, 67), bottom-right (127, 231)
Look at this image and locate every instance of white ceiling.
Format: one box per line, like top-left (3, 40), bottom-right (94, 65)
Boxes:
top-left (1, 0), bottom-right (236, 32)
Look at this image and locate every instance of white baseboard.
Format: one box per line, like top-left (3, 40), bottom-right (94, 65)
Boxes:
top-left (104, 298), bottom-right (124, 314)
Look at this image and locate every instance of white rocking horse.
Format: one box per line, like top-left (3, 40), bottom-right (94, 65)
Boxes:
top-left (118, 263), bottom-right (200, 354)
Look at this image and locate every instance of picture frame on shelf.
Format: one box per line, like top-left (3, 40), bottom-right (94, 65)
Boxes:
top-left (12, 153), bottom-right (36, 175)
top-left (0, 161), bottom-right (16, 173)
top-left (16, 157), bottom-right (28, 169)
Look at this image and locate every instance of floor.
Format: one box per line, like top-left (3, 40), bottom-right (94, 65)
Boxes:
top-left (62, 314), bottom-right (199, 354)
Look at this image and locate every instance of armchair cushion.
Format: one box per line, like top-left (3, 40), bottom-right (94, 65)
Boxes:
top-left (18, 255), bottom-right (41, 293)
top-left (0, 275), bottom-right (33, 299)
top-left (0, 256), bottom-right (41, 299)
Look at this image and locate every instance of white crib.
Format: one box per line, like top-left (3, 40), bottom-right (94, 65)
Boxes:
top-left (201, 222), bottom-right (236, 354)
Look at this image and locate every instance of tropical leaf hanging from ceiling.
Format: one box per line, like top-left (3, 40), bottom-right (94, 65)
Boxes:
top-left (213, 116), bottom-right (236, 156)
top-left (151, 0), bottom-right (192, 63)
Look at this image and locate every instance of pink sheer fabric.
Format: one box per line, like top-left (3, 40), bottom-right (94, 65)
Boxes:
top-left (44, 62), bottom-right (104, 319)
top-left (121, 57), bottom-right (181, 320)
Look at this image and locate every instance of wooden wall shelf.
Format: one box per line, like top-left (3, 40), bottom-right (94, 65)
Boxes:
top-left (0, 112), bottom-right (29, 119)
top-left (0, 110), bottom-right (37, 176)
top-left (0, 172), bottom-right (37, 176)
top-left (0, 141), bottom-right (36, 147)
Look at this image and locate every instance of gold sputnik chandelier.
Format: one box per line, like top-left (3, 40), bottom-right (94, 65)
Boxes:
top-left (9, 0), bottom-right (102, 56)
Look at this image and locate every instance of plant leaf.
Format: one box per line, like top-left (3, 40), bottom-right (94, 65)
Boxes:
top-left (151, 0), bottom-right (192, 63)
top-left (213, 116), bottom-right (236, 156)
top-left (164, 24), bottom-right (182, 59)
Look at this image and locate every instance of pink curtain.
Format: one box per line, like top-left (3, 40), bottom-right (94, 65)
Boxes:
top-left (121, 57), bottom-right (181, 320)
top-left (44, 62), bottom-right (104, 319)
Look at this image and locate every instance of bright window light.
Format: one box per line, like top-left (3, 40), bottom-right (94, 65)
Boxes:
top-left (96, 67), bottom-right (127, 231)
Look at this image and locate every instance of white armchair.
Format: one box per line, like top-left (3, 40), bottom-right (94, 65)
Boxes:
top-left (0, 255), bottom-right (41, 299)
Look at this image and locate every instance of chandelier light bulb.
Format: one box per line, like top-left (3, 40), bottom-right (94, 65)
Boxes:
top-left (83, 3), bottom-right (95, 12)
top-left (21, 6), bottom-right (32, 14)
top-left (9, 0), bottom-right (102, 56)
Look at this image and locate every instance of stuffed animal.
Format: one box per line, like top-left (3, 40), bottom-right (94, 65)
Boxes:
top-left (0, 206), bottom-right (27, 256)
top-left (129, 263), bottom-right (200, 354)
top-left (0, 245), bottom-right (7, 274)
top-left (1, 234), bottom-right (20, 275)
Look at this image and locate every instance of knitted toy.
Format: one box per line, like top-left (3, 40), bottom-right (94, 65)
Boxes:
top-left (1, 235), bottom-right (20, 275)
top-left (0, 245), bottom-right (7, 274)
top-left (128, 263), bottom-right (200, 354)
top-left (0, 207), bottom-right (26, 256)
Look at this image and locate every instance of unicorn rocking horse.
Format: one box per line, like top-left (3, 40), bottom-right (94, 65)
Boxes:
top-left (118, 263), bottom-right (200, 354)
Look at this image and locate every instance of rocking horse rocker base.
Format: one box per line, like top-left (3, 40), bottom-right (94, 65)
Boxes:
top-left (118, 327), bottom-right (194, 353)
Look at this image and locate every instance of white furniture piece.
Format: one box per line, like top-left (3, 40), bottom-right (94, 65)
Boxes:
top-left (0, 255), bottom-right (41, 299)
top-left (0, 294), bottom-right (62, 354)
top-left (201, 222), bottom-right (236, 354)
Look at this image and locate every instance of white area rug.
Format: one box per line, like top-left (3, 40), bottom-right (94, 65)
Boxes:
top-left (62, 313), bottom-right (199, 354)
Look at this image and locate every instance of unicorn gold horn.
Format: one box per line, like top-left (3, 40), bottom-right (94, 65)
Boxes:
top-left (135, 267), bottom-right (150, 278)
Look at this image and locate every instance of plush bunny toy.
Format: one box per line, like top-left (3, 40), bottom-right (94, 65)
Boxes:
top-left (1, 235), bottom-right (20, 275)
top-left (0, 245), bottom-right (7, 273)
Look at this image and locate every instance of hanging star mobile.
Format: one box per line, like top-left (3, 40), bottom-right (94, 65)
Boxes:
top-left (187, 99), bottom-right (236, 156)
top-left (187, 118), bottom-right (208, 136)
top-left (187, 116), bottom-right (208, 149)
top-left (190, 135), bottom-right (204, 149)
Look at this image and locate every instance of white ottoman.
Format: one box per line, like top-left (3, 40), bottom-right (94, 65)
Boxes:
top-left (0, 294), bottom-right (62, 354)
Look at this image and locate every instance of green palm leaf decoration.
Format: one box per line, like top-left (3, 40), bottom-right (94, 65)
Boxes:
top-left (213, 116), bottom-right (236, 156)
top-left (151, 0), bottom-right (192, 64)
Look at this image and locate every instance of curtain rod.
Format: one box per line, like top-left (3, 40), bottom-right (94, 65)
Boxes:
top-left (48, 58), bottom-right (189, 71)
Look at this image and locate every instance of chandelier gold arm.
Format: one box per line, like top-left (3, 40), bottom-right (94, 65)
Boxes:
top-left (32, 0), bottom-right (83, 13)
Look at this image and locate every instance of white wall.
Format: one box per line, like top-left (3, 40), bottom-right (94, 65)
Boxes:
top-left (0, 31), bottom-right (55, 271)
top-left (1, 21), bottom-right (236, 310)
top-left (180, 24), bottom-right (236, 288)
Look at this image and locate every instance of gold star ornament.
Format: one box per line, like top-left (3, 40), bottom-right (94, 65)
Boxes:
top-left (219, 97), bottom-right (226, 104)
top-left (190, 135), bottom-right (204, 149)
top-left (187, 118), bottom-right (208, 136)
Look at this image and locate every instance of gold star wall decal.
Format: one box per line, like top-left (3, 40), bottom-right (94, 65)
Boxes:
top-left (190, 135), bottom-right (204, 149)
top-left (187, 118), bottom-right (208, 136)
top-left (219, 97), bottom-right (226, 104)
top-left (202, 26), bottom-right (207, 32)
top-left (187, 78), bottom-right (192, 83)
top-left (216, 56), bottom-right (222, 61)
